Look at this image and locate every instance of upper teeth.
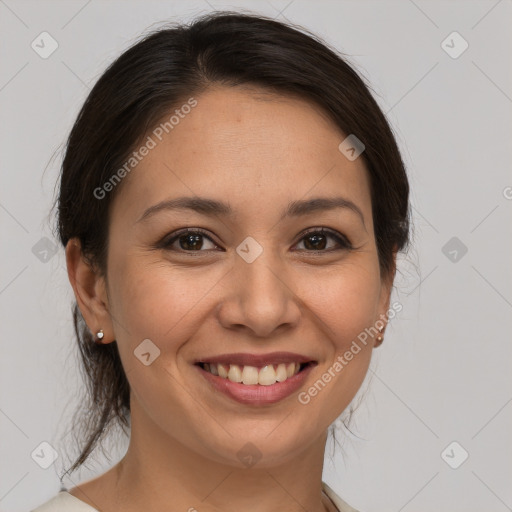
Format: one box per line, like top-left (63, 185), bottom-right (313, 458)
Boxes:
top-left (203, 362), bottom-right (302, 385)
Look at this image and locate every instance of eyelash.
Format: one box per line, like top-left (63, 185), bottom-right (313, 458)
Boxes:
top-left (158, 227), bottom-right (353, 255)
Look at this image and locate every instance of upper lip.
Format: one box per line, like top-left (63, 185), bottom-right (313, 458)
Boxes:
top-left (194, 352), bottom-right (317, 367)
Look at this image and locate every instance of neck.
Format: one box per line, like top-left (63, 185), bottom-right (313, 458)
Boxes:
top-left (108, 402), bottom-right (333, 512)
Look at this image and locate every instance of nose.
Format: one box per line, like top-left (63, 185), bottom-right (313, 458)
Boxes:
top-left (216, 249), bottom-right (301, 338)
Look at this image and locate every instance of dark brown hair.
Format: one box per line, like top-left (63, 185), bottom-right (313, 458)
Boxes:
top-left (55, 10), bottom-right (410, 476)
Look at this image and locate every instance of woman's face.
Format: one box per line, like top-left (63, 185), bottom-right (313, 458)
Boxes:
top-left (101, 85), bottom-right (393, 467)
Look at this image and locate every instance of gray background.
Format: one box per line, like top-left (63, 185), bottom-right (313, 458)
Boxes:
top-left (1, 1), bottom-right (511, 511)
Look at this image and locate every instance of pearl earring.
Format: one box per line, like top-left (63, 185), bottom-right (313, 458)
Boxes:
top-left (95, 329), bottom-right (104, 343)
top-left (375, 326), bottom-right (384, 347)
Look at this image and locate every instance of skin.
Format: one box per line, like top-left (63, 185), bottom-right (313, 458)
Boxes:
top-left (66, 85), bottom-right (395, 512)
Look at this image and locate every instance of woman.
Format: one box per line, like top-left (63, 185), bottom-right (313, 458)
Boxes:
top-left (32, 10), bottom-right (410, 512)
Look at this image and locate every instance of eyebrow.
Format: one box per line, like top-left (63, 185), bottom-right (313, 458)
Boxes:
top-left (137, 195), bottom-right (366, 227)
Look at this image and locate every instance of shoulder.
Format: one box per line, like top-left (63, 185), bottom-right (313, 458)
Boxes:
top-left (30, 491), bottom-right (100, 512)
top-left (34, 485), bottom-right (358, 512)
top-left (322, 481), bottom-right (362, 512)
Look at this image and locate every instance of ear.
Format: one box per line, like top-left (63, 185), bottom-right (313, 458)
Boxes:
top-left (65, 237), bottom-right (114, 343)
top-left (376, 246), bottom-right (398, 334)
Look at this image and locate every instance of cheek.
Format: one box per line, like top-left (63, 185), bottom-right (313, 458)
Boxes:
top-left (106, 258), bottom-right (223, 406)
top-left (108, 256), bottom-right (227, 347)
top-left (109, 250), bottom-right (382, 353)
top-left (297, 259), bottom-right (382, 345)
top-left (293, 261), bottom-right (380, 414)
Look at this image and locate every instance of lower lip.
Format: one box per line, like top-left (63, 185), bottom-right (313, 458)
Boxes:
top-left (195, 364), bottom-right (316, 405)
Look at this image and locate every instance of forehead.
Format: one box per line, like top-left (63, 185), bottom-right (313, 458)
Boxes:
top-left (112, 86), bottom-right (372, 224)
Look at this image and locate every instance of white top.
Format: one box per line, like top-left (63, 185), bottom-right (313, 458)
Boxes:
top-left (30, 482), bottom-right (360, 512)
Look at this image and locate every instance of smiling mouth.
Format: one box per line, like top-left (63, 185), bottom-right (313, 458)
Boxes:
top-left (195, 361), bottom-right (314, 386)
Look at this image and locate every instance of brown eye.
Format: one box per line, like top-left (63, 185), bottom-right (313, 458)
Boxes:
top-left (177, 233), bottom-right (206, 250)
top-left (163, 229), bottom-right (219, 252)
top-left (295, 229), bottom-right (351, 252)
top-left (303, 233), bottom-right (328, 250)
